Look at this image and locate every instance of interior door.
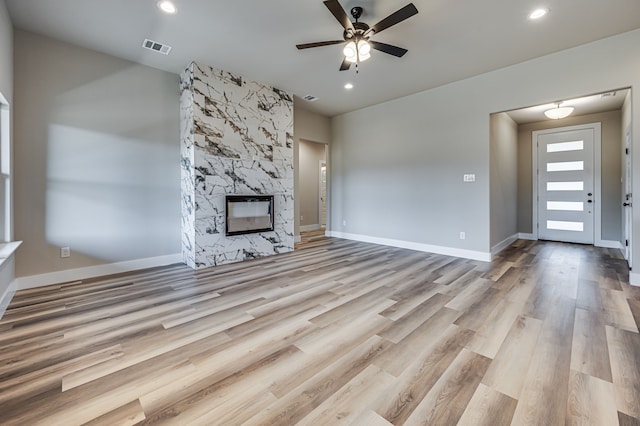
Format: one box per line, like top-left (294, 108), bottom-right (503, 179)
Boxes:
top-left (538, 128), bottom-right (595, 244)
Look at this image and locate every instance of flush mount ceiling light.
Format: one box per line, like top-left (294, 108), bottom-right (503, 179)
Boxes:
top-left (344, 83), bottom-right (354, 89)
top-left (544, 103), bottom-right (574, 119)
top-left (529, 8), bottom-right (548, 20)
top-left (157, 1), bottom-right (177, 14)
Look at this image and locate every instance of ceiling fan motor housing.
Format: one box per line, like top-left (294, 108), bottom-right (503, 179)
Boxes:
top-left (344, 22), bottom-right (370, 41)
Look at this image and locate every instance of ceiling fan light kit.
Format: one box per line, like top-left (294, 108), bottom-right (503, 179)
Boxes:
top-left (296, 0), bottom-right (418, 71)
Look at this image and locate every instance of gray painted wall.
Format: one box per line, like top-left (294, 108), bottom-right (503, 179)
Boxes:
top-left (331, 29), bottom-right (640, 264)
top-left (299, 139), bottom-right (326, 227)
top-left (490, 113), bottom-right (518, 247)
top-left (517, 110), bottom-right (622, 241)
top-left (13, 31), bottom-right (181, 277)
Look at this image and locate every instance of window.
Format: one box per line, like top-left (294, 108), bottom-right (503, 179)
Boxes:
top-left (0, 91), bottom-right (12, 242)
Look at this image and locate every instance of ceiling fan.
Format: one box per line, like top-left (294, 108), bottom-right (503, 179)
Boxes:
top-left (296, 0), bottom-right (419, 71)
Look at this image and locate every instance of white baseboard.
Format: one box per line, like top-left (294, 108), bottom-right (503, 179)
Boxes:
top-left (0, 278), bottom-right (17, 319)
top-left (491, 234), bottom-right (519, 258)
top-left (596, 240), bottom-right (623, 250)
top-left (16, 253), bottom-right (183, 290)
top-left (300, 224), bottom-right (322, 232)
top-left (630, 272), bottom-right (640, 287)
top-left (518, 233), bottom-right (536, 240)
top-left (326, 231), bottom-right (491, 262)
top-left (294, 235), bottom-right (301, 243)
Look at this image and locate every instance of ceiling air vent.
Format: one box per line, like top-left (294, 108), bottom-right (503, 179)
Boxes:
top-left (601, 91), bottom-right (617, 98)
top-left (142, 38), bottom-right (172, 55)
top-left (302, 95), bottom-right (319, 102)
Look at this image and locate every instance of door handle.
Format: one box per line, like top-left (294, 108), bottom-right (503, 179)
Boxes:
top-left (587, 193), bottom-right (593, 196)
top-left (624, 202), bottom-right (632, 207)
top-left (588, 200), bottom-right (593, 203)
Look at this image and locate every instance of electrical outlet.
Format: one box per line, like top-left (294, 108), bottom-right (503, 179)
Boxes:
top-left (300, 215), bottom-right (304, 221)
top-left (459, 232), bottom-right (466, 240)
top-left (60, 247), bottom-right (71, 258)
top-left (343, 220), bottom-right (347, 227)
top-left (463, 174), bottom-right (476, 182)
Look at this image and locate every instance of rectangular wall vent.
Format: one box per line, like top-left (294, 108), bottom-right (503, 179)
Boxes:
top-left (142, 38), bottom-right (172, 55)
top-left (302, 95), bottom-right (319, 102)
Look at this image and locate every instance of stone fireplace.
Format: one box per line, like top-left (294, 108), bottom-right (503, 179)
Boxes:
top-left (180, 62), bottom-right (294, 269)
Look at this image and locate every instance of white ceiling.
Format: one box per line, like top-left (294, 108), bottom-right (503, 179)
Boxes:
top-left (6, 0), bottom-right (640, 117)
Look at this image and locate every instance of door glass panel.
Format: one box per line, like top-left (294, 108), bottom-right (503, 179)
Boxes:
top-left (547, 220), bottom-right (584, 232)
top-left (547, 161), bottom-right (584, 172)
top-left (547, 201), bottom-right (584, 211)
top-left (546, 140), bottom-right (584, 153)
top-left (547, 181), bottom-right (584, 191)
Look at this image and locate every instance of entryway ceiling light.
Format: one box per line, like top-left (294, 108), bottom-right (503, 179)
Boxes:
top-left (544, 103), bottom-right (574, 119)
top-left (529, 8), bottom-right (548, 20)
top-left (157, 1), bottom-right (177, 14)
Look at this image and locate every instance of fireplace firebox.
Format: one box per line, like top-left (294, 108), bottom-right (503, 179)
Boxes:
top-left (225, 195), bottom-right (274, 236)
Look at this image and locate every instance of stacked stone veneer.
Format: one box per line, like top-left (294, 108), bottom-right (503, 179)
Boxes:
top-left (180, 62), bottom-right (294, 269)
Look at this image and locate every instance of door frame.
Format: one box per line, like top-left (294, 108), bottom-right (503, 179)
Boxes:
top-left (624, 128), bottom-right (633, 267)
top-left (531, 122), bottom-right (603, 245)
top-left (318, 160), bottom-right (326, 228)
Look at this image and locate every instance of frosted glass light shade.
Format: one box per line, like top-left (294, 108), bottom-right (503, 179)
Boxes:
top-left (343, 41), bottom-right (357, 61)
top-left (544, 106), bottom-right (574, 119)
top-left (344, 40), bottom-right (371, 63)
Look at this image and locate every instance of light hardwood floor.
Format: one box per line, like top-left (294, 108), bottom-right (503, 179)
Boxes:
top-left (1, 236), bottom-right (639, 425)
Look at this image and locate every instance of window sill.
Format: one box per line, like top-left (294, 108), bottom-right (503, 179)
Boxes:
top-left (0, 241), bottom-right (22, 268)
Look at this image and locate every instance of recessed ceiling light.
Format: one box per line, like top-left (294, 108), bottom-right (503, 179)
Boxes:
top-left (158, 1), bottom-right (177, 14)
top-left (344, 83), bottom-right (354, 90)
top-left (529, 8), bottom-right (548, 20)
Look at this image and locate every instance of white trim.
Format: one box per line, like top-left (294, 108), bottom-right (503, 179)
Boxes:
top-left (300, 224), bottom-right (322, 232)
top-left (518, 233), bottom-right (536, 240)
top-left (327, 231), bottom-right (491, 262)
top-left (294, 235), bottom-right (301, 243)
top-left (491, 234), bottom-right (519, 258)
top-left (319, 159), bottom-right (327, 228)
top-left (0, 241), bottom-right (21, 268)
top-left (16, 253), bottom-right (182, 290)
top-left (0, 278), bottom-right (17, 319)
top-left (596, 240), bottom-right (624, 250)
top-left (630, 272), bottom-right (640, 287)
top-left (532, 123), bottom-right (602, 244)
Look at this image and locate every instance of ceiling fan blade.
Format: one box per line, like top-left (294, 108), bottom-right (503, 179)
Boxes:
top-left (369, 40), bottom-right (408, 57)
top-left (296, 40), bottom-right (345, 49)
top-left (339, 57), bottom-right (351, 71)
top-left (323, 0), bottom-right (355, 32)
top-left (368, 3), bottom-right (418, 35)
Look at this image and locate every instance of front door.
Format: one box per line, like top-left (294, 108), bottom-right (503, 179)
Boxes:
top-left (537, 128), bottom-right (595, 244)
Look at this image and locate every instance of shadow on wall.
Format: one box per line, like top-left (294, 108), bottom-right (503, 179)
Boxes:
top-left (44, 67), bottom-right (180, 262)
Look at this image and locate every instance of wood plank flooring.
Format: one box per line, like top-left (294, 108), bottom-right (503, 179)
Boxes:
top-left (1, 236), bottom-right (639, 425)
